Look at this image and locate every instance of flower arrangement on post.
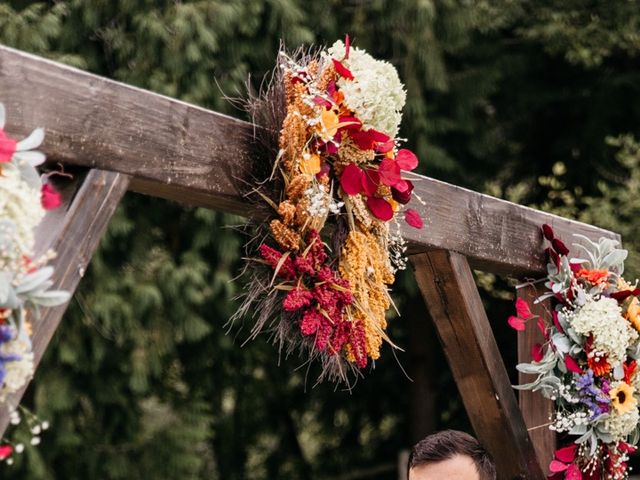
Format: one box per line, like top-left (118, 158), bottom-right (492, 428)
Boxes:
top-left (510, 224), bottom-right (640, 479)
top-left (0, 102), bottom-right (69, 463)
top-left (233, 36), bottom-right (424, 384)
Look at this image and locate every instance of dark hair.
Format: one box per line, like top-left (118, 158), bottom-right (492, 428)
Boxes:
top-left (407, 430), bottom-right (496, 480)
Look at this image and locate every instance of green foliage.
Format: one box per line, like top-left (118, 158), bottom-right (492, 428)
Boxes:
top-left (1, 0), bottom-right (640, 478)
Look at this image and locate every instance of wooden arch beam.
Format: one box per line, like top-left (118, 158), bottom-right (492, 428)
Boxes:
top-left (0, 169), bottom-right (129, 435)
top-left (0, 44), bottom-right (619, 277)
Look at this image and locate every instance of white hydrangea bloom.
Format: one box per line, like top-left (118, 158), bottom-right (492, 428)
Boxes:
top-left (603, 407), bottom-right (639, 440)
top-left (0, 163), bottom-right (44, 258)
top-left (327, 40), bottom-right (406, 137)
top-left (570, 296), bottom-right (638, 364)
top-left (0, 334), bottom-right (34, 402)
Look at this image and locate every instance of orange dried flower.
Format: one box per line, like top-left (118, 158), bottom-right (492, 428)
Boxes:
top-left (269, 219), bottom-right (301, 252)
top-left (286, 174), bottom-right (310, 202)
top-left (625, 297), bottom-right (640, 332)
top-left (588, 353), bottom-right (612, 377)
top-left (576, 268), bottom-right (609, 286)
top-left (277, 201), bottom-right (296, 225)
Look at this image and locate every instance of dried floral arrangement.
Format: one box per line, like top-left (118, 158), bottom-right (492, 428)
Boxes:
top-left (510, 224), bottom-right (640, 479)
top-left (0, 103), bottom-right (68, 463)
top-left (233, 36), bottom-right (423, 384)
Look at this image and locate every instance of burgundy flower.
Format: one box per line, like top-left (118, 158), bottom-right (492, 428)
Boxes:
top-left (283, 287), bottom-right (314, 312)
top-left (258, 244), bottom-right (296, 279)
top-left (348, 321), bottom-right (368, 369)
top-left (300, 309), bottom-right (323, 336)
top-left (294, 255), bottom-right (315, 276)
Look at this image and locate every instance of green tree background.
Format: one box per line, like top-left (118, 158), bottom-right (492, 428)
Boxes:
top-left (1, 0), bottom-right (640, 478)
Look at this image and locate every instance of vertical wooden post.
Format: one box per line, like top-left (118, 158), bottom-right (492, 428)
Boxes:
top-left (517, 286), bottom-right (556, 473)
top-left (0, 169), bottom-right (130, 435)
top-left (410, 251), bottom-right (543, 480)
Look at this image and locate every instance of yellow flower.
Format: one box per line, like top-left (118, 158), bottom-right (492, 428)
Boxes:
top-left (625, 297), bottom-right (640, 332)
top-left (610, 382), bottom-right (637, 414)
top-left (300, 153), bottom-right (321, 175)
top-left (316, 109), bottom-right (340, 141)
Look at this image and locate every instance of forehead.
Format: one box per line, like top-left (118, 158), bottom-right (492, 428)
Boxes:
top-left (408, 454), bottom-right (480, 480)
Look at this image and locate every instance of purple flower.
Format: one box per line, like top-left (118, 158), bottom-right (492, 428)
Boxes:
top-left (576, 370), bottom-right (611, 420)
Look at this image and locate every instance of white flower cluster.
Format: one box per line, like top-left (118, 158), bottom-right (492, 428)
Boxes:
top-left (549, 410), bottom-right (589, 433)
top-left (0, 327), bottom-right (34, 402)
top-left (305, 184), bottom-right (344, 217)
top-left (604, 407), bottom-right (640, 440)
top-left (569, 296), bottom-right (638, 364)
top-left (327, 40), bottom-right (406, 138)
top-left (0, 163), bottom-right (44, 264)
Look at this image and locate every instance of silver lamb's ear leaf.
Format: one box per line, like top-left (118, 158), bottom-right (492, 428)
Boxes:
top-left (28, 290), bottom-right (70, 307)
top-left (16, 127), bottom-right (44, 151)
top-left (13, 150), bottom-right (46, 167)
top-left (16, 161), bottom-right (42, 190)
top-left (0, 272), bottom-right (11, 304)
top-left (15, 267), bottom-right (54, 294)
top-left (600, 248), bottom-right (627, 270)
top-left (0, 103), bottom-right (5, 129)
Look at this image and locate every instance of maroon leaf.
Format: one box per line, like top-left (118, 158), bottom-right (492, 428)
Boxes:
top-left (361, 169), bottom-right (380, 197)
top-left (340, 163), bottom-right (364, 195)
top-left (313, 96), bottom-right (332, 108)
top-left (515, 298), bottom-right (533, 320)
top-left (611, 289), bottom-right (640, 301)
top-left (392, 180), bottom-right (414, 204)
top-left (378, 158), bottom-right (402, 187)
top-left (555, 444), bottom-right (577, 463)
top-left (508, 315), bottom-right (526, 331)
top-left (564, 355), bottom-right (582, 374)
top-left (395, 149), bottom-right (419, 171)
top-left (552, 238), bottom-right (570, 256)
top-left (549, 460), bottom-right (568, 473)
top-left (344, 34), bottom-right (350, 59)
top-left (542, 223), bottom-right (555, 241)
top-left (532, 343), bottom-right (544, 362)
top-left (367, 197), bottom-right (394, 221)
top-left (404, 209), bottom-right (423, 229)
top-left (332, 59), bottom-right (354, 80)
top-left (376, 139), bottom-right (395, 153)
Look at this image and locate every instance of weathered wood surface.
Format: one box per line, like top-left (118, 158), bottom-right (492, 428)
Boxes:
top-left (0, 169), bottom-right (129, 435)
top-left (411, 251), bottom-right (544, 480)
top-left (517, 286), bottom-right (556, 474)
top-left (0, 44), bottom-right (619, 276)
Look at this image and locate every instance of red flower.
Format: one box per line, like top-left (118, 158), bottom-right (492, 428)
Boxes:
top-left (378, 157), bottom-right (402, 188)
top-left (0, 129), bottom-right (17, 163)
top-left (41, 183), bottom-right (62, 210)
top-left (349, 320), bottom-right (368, 368)
top-left (330, 320), bottom-right (350, 354)
top-left (624, 360), bottom-right (636, 385)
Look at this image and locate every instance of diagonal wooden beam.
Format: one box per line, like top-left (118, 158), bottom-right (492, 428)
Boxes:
top-left (410, 251), bottom-right (543, 480)
top-left (0, 169), bottom-right (130, 435)
top-left (0, 44), bottom-right (619, 277)
top-left (517, 286), bottom-right (555, 473)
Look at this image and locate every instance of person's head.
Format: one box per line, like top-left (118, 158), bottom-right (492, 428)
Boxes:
top-left (407, 430), bottom-right (496, 480)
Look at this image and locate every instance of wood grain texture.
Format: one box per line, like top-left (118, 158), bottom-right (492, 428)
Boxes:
top-left (0, 169), bottom-right (129, 435)
top-left (410, 251), bottom-right (544, 480)
top-left (517, 286), bottom-right (556, 474)
top-left (0, 44), bottom-right (619, 276)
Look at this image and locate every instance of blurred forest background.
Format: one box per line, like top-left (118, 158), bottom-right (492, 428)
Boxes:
top-left (1, 0), bottom-right (640, 478)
